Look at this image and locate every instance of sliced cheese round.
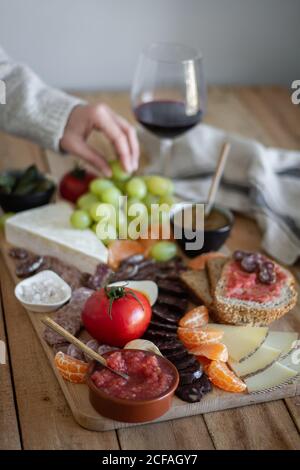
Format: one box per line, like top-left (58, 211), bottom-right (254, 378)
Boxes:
top-left (228, 345), bottom-right (281, 378)
top-left (210, 324), bottom-right (269, 362)
top-left (245, 362), bottom-right (297, 393)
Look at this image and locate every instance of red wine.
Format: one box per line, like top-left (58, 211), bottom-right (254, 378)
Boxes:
top-left (134, 100), bottom-right (203, 139)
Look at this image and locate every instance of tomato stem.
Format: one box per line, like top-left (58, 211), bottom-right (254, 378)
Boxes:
top-left (104, 285), bottom-right (144, 319)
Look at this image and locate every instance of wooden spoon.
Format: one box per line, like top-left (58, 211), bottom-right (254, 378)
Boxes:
top-left (205, 141), bottom-right (231, 217)
top-left (42, 316), bottom-right (129, 380)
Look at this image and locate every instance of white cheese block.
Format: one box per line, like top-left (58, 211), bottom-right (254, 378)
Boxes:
top-left (5, 202), bottom-right (108, 274)
top-left (245, 362), bottom-right (297, 393)
top-left (265, 331), bottom-right (298, 358)
top-left (228, 345), bottom-right (281, 378)
top-left (210, 324), bottom-right (269, 362)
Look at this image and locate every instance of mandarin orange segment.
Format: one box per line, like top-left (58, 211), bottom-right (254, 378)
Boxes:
top-left (188, 342), bottom-right (229, 362)
top-left (107, 240), bottom-right (145, 270)
top-left (207, 360), bottom-right (246, 393)
top-left (187, 252), bottom-right (226, 271)
top-left (54, 352), bottom-right (88, 384)
top-left (178, 326), bottom-right (223, 347)
top-left (179, 306), bottom-right (209, 329)
top-left (195, 355), bottom-right (211, 372)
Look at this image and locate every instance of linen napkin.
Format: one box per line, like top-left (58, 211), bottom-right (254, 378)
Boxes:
top-left (139, 124), bottom-right (300, 265)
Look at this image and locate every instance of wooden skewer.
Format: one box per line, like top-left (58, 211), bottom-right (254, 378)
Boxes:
top-left (205, 141), bottom-right (231, 216)
top-left (42, 316), bottom-right (129, 381)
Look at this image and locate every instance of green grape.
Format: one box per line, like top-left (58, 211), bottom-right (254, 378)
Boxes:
top-left (125, 177), bottom-right (147, 200)
top-left (143, 193), bottom-right (159, 212)
top-left (70, 210), bottom-right (91, 229)
top-left (113, 179), bottom-right (126, 193)
top-left (125, 197), bottom-right (139, 213)
top-left (150, 241), bottom-right (177, 262)
top-left (159, 194), bottom-right (175, 208)
top-left (0, 212), bottom-right (14, 230)
top-left (77, 192), bottom-right (99, 210)
top-left (116, 210), bottom-right (127, 238)
top-left (110, 160), bottom-right (131, 181)
top-left (146, 175), bottom-right (174, 197)
top-left (89, 202), bottom-right (116, 224)
top-left (127, 202), bottom-right (148, 239)
top-left (89, 178), bottom-right (114, 197)
top-left (101, 186), bottom-right (123, 207)
top-left (95, 222), bottom-right (118, 246)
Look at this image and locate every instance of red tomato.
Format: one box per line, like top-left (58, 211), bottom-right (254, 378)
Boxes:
top-left (82, 286), bottom-right (152, 347)
top-left (59, 167), bottom-right (96, 203)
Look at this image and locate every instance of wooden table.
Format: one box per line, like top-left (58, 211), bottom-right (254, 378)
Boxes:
top-left (0, 86), bottom-right (300, 450)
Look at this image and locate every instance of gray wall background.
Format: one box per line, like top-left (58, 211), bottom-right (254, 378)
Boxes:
top-left (0, 0), bottom-right (299, 90)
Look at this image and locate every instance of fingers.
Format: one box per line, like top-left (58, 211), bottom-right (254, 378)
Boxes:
top-left (111, 112), bottom-right (140, 171)
top-left (70, 138), bottom-right (112, 177)
top-left (93, 104), bottom-right (139, 173)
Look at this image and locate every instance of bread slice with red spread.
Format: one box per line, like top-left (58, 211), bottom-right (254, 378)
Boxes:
top-left (208, 254), bottom-right (298, 326)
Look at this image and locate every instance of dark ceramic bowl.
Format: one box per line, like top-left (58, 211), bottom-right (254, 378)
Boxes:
top-left (0, 170), bottom-right (56, 213)
top-left (87, 349), bottom-right (179, 423)
top-left (171, 203), bottom-right (234, 258)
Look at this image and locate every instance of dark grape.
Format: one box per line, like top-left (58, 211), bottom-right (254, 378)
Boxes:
top-left (258, 268), bottom-right (276, 284)
top-left (263, 261), bottom-right (275, 272)
top-left (233, 250), bottom-right (246, 261)
top-left (241, 254), bottom-right (258, 273)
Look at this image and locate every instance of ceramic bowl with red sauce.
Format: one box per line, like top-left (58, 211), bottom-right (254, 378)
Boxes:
top-left (86, 349), bottom-right (179, 423)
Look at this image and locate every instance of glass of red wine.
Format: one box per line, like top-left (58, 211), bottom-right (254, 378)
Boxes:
top-left (132, 42), bottom-right (205, 176)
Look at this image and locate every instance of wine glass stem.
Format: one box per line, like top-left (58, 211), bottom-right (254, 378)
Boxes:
top-left (160, 139), bottom-right (173, 177)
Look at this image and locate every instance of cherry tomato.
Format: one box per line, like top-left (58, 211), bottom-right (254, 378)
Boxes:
top-left (82, 286), bottom-right (152, 347)
top-left (59, 167), bottom-right (96, 203)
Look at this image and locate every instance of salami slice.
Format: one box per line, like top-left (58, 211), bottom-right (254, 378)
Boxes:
top-left (172, 354), bottom-right (199, 371)
top-left (38, 256), bottom-right (83, 290)
top-left (52, 342), bottom-right (70, 355)
top-left (144, 329), bottom-right (178, 341)
top-left (67, 344), bottom-right (86, 362)
top-left (149, 320), bottom-right (177, 332)
top-left (176, 374), bottom-right (212, 403)
top-left (164, 348), bottom-right (189, 363)
top-left (9, 248), bottom-right (29, 260)
top-left (110, 264), bottom-right (139, 282)
top-left (152, 305), bottom-right (180, 324)
top-left (157, 279), bottom-right (186, 295)
top-left (81, 263), bottom-right (113, 290)
top-left (119, 254), bottom-right (145, 267)
top-left (179, 365), bottom-right (203, 386)
top-left (154, 340), bottom-right (185, 353)
top-left (16, 255), bottom-right (44, 278)
top-left (157, 294), bottom-right (188, 311)
top-left (43, 287), bottom-right (93, 346)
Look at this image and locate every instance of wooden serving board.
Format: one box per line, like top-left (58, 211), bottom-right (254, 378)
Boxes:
top-left (1, 238), bottom-right (300, 432)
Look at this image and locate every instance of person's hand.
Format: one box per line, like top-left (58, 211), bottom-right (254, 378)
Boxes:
top-left (60, 103), bottom-right (139, 176)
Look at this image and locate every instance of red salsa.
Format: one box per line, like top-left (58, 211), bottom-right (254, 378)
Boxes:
top-left (224, 260), bottom-right (287, 303)
top-left (91, 350), bottom-right (175, 401)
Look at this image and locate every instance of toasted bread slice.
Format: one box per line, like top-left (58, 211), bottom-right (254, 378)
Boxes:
top-left (206, 257), bottom-right (228, 294)
top-left (213, 260), bottom-right (298, 326)
top-left (180, 269), bottom-right (213, 308)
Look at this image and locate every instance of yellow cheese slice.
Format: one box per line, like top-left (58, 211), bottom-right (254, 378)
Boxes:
top-left (280, 350), bottom-right (300, 374)
top-left (228, 345), bottom-right (281, 378)
top-left (210, 324), bottom-right (269, 362)
top-left (265, 331), bottom-right (298, 358)
top-left (245, 362), bottom-right (297, 393)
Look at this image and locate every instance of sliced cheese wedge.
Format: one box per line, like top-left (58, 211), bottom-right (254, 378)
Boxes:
top-left (265, 331), bottom-right (298, 358)
top-left (245, 362), bottom-right (297, 393)
top-left (228, 345), bottom-right (281, 378)
top-left (280, 349), bottom-right (300, 374)
top-left (210, 324), bottom-right (268, 362)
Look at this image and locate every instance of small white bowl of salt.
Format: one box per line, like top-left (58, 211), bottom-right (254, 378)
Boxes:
top-left (15, 270), bottom-right (72, 312)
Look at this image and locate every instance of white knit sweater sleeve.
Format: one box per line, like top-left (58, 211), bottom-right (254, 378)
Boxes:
top-left (0, 47), bottom-right (85, 152)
